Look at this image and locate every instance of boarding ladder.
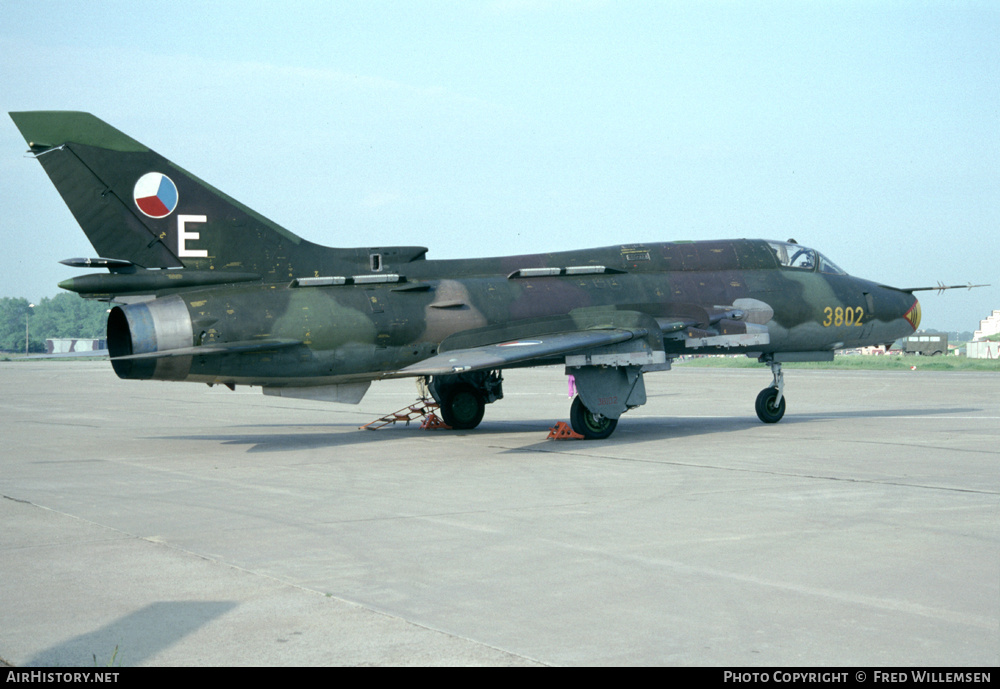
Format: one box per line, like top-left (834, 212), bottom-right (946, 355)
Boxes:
top-left (360, 398), bottom-right (451, 431)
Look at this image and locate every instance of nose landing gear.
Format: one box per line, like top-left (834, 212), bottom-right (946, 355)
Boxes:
top-left (755, 361), bottom-right (786, 424)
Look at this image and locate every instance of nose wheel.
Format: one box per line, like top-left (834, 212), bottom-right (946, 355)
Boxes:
top-left (755, 361), bottom-right (786, 424)
top-left (755, 386), bottom-right (786, 423)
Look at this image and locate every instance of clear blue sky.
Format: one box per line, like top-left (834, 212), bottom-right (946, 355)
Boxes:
top-left (1, 1), bottom-right (996, 331)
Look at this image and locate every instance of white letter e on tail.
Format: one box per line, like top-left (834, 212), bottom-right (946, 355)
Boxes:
top-left (177, 214), bottom-right (208, 257)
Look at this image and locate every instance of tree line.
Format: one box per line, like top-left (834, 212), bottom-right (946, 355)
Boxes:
top-left (0, 295), bottom-right (109, 353)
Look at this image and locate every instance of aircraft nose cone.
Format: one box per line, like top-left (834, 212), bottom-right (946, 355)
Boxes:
top-left (903, 296), bottom-right (921, 331)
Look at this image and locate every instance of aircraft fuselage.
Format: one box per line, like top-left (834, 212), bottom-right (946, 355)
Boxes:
top-left (106, 238), bottom-right (918, 387)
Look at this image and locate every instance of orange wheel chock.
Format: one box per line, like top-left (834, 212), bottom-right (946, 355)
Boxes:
top-left (547, 422), bottom-right (584, 440)
top-left (420, 413), bottom-right (452, 430)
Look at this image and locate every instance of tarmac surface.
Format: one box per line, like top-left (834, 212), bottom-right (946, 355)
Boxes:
top-left (1, 360), bottom-right (997, 666)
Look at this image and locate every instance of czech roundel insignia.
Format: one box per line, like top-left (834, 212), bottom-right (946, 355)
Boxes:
top-left (133, 172), bottom-right (179, 218)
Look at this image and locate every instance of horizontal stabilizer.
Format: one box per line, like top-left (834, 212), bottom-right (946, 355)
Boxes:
top-left (111, 338), bottom-right (301, 361)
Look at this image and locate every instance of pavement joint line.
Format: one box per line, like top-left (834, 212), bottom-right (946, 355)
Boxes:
top-left (481, 446), bottom-right (1000, 496)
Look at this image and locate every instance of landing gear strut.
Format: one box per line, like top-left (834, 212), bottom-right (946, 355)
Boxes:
top-left (755, 361), bottom-right (785, 424)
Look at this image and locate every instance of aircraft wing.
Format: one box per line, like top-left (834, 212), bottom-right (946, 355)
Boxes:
top-left (388, 329), bottom-right (638, 377)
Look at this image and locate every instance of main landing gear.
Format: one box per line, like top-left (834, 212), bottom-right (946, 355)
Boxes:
top-left (563, 364), bottom-right (648, 440)
top-left (427, 371), bottom-right (503, 430)
top-left (755, 361), bottom-right (786, 424)
top-left (439, 383), bottom-right (486, 430)
top-left (569, 396), bottom-right (618, 440)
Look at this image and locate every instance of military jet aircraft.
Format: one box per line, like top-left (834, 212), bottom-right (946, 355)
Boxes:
top-left (11, 111), bottom-right (933, 438)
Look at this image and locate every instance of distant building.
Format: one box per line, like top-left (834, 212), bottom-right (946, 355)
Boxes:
top-left (967, 341), bottom-right (1000, 359)
top-left (46, 338), bottom-right (106, 354)
top-left (973, 310), bottom-right (1000, 340)
top-left (851, 346), bottom-right (888, 355)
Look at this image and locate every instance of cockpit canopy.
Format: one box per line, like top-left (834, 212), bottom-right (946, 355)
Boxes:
top-left (767, 241), bottom-right (846, 275)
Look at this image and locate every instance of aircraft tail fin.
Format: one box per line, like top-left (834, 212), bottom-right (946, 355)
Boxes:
top-left (9, 111), bottom-right (310, 276)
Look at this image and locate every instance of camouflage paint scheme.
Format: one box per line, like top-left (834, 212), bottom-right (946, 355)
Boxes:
top-left (10, 112), bottom-right (920, 438)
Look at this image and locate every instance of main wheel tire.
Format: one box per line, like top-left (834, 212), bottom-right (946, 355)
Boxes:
top-left (755, 387), bottom-right (786, 424)
top-left (440, 384), bottom-right (485, 430)
top-left (570, 396), bottom-right (618, 440)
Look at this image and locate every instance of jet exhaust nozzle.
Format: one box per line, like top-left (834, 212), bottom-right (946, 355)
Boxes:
top-left (107, 296), bottom-right (195, 380)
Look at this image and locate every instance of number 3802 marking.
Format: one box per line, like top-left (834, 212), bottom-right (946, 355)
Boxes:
top-left (822, 306), bottom-right (864, 327)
